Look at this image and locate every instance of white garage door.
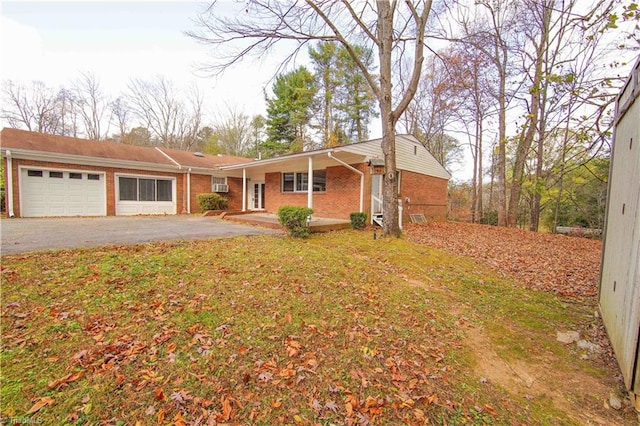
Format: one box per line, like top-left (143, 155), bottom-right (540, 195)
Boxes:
top-left (115, 175), bottom-right (176, 215)
top-left (21, 168), bottom-right (106, 217)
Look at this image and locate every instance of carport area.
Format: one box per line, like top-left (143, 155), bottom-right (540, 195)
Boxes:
top-left (0, 216), bottom-right (281, 255)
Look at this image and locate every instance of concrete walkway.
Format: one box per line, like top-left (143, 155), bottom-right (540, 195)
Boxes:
top-left (0, 216), bottom-right (281, 255)
top-left (224, 212), bottom-right (351, 232)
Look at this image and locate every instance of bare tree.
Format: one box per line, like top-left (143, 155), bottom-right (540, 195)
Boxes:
top-left (55, 87), bottom-right (80, 138)
top-left (110, 97), bottom-right (131, 142)
top-left (212, 104), bottom-right (254, 156)
top-left (73, 72), bottom-right (110, 140)
top-left (187, 1), bottom-right (436, 237)
top-left (399, 51), bottom-right (462, 168)
top-left (2, 80), bottom-right (62, 134)
top-left (449, 0), bottom-right (522, 226)
top-left (126, 76), bottom-right (203, 150)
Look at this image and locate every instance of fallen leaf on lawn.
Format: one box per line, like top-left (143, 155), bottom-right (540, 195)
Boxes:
top-left (153, 386), bottom-right (167, 401)
top-left (271, 399), bottom-right (283, 408)
top-left (325, 400), bottom-right (338, 413)
top-left (156, 408), bottom-right (165, 424)
top-left (47, 371), bottom-right (84, 389)
top-left (173, 412), bottom-right (187, 426)
top-left (166, 342), bottom-right (177, 353)
top-left (27, 396), bottom-right (54, 414)
top-left (115, 371), bottom-right (125, 385)
top-left (345, 401), bottom-right (354, 417)
top-left (221, 396), bottom-right (233, 420)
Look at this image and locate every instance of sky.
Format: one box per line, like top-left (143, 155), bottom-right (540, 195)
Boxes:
top-left (0, 1), bottom-right (296, 122)
top-left (1, 1), bottom-right (478, 180)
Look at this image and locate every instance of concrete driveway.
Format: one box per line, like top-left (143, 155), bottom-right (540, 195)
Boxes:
top-left (0, 216), bottom-right (282, 255)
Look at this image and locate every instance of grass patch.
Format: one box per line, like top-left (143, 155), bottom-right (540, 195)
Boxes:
top-left (0, 231), bottom-right (616, 424)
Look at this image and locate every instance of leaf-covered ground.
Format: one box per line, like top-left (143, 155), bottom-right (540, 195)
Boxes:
top-left (1, 226), bottom-right (636, 425)
top-left (406, 221), bottom-right (602, 298)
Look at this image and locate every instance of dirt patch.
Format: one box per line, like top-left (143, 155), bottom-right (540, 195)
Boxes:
top-left (405, 222), bottom-right (638, 425)
top-left (468, 326), bottom-right (626, 425)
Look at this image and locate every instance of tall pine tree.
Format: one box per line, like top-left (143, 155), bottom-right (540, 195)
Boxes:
top-left (263, 66), bottom-right (317, 157)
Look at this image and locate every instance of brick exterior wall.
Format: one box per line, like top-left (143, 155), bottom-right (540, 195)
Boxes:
top-left (189, 176), bottom-right (243, 213)
top-left (226, 177), bottom-right (244, 211)
top-left (262, 163), bottom-right (447, 222)
top-left (264, 163), bottom-right (367, 220)
top-left (4, 157), bottom-right (448, 221)
top-left (5, 158), bottom-right (203, 217)
top-left (399, 170), bottom-right (448, 221)
top-left (189, 174), bottom-right (211, 213)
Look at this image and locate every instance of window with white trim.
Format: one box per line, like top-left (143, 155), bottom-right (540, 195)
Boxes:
top-left (212, 176), bottom-right (227, 186)
top-left (118, 177), bottom-right (173, 202)
top-left (282, 170), bottom-right (326, 192)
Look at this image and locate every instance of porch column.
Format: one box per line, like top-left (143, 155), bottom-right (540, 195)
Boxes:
top-left (5, 151), bottom-right (14, 217)
top-left (186, 168), bottom-right (191, 214)
top-left (307, 157), bottom-right (313, 209)
top-left (242, 168), bottom-right (247, 212)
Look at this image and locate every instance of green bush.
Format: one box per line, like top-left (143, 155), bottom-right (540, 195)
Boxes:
top-left (277, 205), bottom-right (313, 238)
top-left (350, 212), bottom-right (367, 230)
top-left (197, 193), bottom-right (228, 212)
top-left (479, 210), bottom-right (498, 226)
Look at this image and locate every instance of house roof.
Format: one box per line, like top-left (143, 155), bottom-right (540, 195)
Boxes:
top-left (220, 134), bottom-right (451, 180)
top-left (0, 128), bottom-right (250, 171)
top-left (159, 146), bottom-right (251, 168)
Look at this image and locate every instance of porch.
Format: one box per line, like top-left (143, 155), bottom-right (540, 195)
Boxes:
top-left (223, 212), bottom-right (351, 233)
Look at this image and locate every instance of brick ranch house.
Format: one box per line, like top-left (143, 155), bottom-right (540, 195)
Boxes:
top-left (1, 128), bottom-right (450, 224)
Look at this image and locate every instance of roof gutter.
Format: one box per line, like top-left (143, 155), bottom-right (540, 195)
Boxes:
top-left (219, 148), bottom-right (339, 171)
top-left (4, 148), bottom-right (181, 173)
top-left (328, 151), bottom-right (364, 213)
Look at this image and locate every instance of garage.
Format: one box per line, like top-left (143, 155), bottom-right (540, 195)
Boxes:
top-left (114, 174), bottom-right (177, 215)
top-left (20, 168), bottom-right (106, 217)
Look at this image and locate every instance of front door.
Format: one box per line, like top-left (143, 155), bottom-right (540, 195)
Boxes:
top-left (252, 182), bottom-right (265, 210)
top-left (371, 174), bottom-right (383, 214)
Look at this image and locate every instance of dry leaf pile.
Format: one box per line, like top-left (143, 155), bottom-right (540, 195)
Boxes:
top-left (406, 222), bottom-right (602, 298)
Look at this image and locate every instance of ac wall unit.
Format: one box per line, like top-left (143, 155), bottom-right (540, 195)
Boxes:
top-left (213, 184), bottom-right (229, 193)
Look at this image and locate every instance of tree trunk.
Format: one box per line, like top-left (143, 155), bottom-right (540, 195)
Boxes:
top-left (507, 1), bottom-right (549, 227)
top-left (530, 133), bottom-right (544, 231)
top-left (471, 129), bottom-right (478, 223)
top-left (377, 1), bottom-right (400, 238)
top-left (496, 83), bottom-right (507, 226)
top-left (477, 118), bottom-right (484, 223)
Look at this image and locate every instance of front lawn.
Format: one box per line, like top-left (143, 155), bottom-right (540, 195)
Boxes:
top-left (1, 227), bottom-right (635, 425)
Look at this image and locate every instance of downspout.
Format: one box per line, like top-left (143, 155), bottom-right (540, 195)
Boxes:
top-left (156, 147), bottom-right (186, 214)
top-left (327, 151), bottom-right (364, 213)
top-left (5, 150), bottom-right (14, 217)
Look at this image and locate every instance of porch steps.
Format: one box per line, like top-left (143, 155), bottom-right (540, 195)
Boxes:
top-left (372, 213), bottom-right (383, 227)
